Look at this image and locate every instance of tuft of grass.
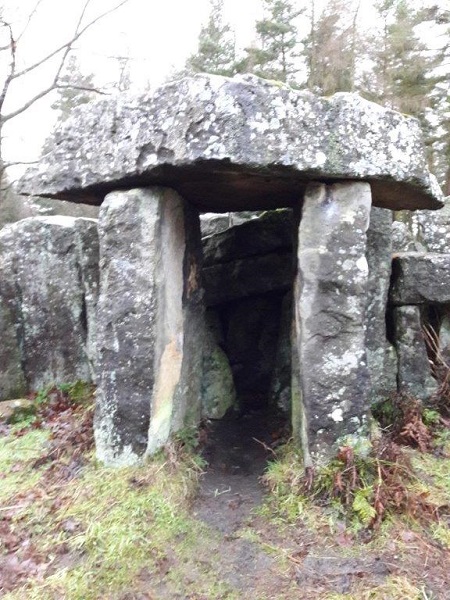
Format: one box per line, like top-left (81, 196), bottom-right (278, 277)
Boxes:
top-left (0, 429), bottom-right (48, 502)
top-left (372, 393), bottom-right (433, 452)
top-left (261, 443), bottom-right (309, 522)
top-left (57, 381), bottom-right (94, 405)
top-left (412, 451), bottom-right (450, 498)
top-left (6, 381), bottom-right (94, 427)
top-left (430, 523), bottom-right (450, 549)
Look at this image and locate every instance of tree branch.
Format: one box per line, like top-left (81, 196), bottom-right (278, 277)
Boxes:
top-left (2, 159), bottom-right (40, 169)
top-left (2, 0), bottom-right (129, 123)
top-left (55, 83), bottom-right (109, 95)
top-left (16, 0), bottom-right (46, 43)
top-left (11, 0), bottom-right (129, 80)
top-left (0, 20), bottom-right (16, 114)
top-left (2, 83), bottom-right (55, 122)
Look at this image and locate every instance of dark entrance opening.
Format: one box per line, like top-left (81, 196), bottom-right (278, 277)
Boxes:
top-left (209, 290), bottom-right (287, 414)
top-left (199, 210), bottom-right (294, 501)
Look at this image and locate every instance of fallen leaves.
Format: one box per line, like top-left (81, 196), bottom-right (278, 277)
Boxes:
top-left (0, 384), bottom-right (95, 594)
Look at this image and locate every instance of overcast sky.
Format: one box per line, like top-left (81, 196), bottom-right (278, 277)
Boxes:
top-left (0, 0), bottom-right (447, 177)
top-left (1, 0), bottom-right (264, 172)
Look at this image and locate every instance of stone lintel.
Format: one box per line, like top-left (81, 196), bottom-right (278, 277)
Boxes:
top-left (18, 74), bottom-right (443, 212)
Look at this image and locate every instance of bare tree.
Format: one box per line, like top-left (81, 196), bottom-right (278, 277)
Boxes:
top-left (0, 0), bottom-right (129, 186)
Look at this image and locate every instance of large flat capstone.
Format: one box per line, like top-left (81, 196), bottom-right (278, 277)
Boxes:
top-left (18, 74), bottom-right (442, 212)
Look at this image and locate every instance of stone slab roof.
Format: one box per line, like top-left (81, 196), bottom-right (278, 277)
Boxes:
top-left (18, 74), bottom-right (443, 212)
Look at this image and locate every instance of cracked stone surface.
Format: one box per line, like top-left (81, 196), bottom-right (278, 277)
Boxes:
top-left (94, 187), bottom-right (205, 466)
top-left (293, 182), bottom-right (371, 463)
top-left (18, 74), bottom-right (442, 212)
top-left (0, 217), bottom-right (98, 399)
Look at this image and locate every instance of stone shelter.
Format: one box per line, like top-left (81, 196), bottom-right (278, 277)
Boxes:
top-left (11, 73), bottom-right (444, 466)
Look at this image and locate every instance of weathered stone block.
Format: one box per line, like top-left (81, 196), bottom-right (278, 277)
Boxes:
top-left (392, 217), bottom-right (419, 253)
top-left (203, 252), bottom-right (292, 306)
top-left (365, 207), bottom-right (397, 402)
top-left (202, 209), bottom-right (293, 266)
top-left (0, 217), bottom-right (98, 398)
top-left (393, 306), bottom-right (437, 400)
top-left (269, 292), bottom-right (292, 414)
top-left (200, 212), bottom-right (257, 238)
top-left (201, 334), bottom-right (236, 419)
top-left (416, 197), bottom-right (450, 253)
top-left (439, 314), bottom-right (450, 365)
top-left (94, 187), bottom-right (204, 466)
top-left (19, 74), bottom-right (442, 212)
top-left (0, 296), bottom-right (26, 400)
top-left (294, 182), bottom-right (371, 463)
top-left (390, 253), bottom-right (450, 305)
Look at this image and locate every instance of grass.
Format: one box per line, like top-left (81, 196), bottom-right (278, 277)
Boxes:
top-left (2, 443), bottom-right (243, 600)
top-left (320, 576), bottom-right (434, 599)
top-left (0, 429), bottom-right (48, 503)
top-left (2, 386), bottom-right (450, 599)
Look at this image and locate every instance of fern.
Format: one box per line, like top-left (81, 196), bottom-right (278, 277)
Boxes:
top-left (352, 488), bottom-right (376, 526)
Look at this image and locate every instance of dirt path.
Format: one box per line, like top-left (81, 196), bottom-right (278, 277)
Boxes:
top-left (191, 411), bottom-right (295, 598)
top-left (195, 411), bottom-right (277, 533)
top-left (190, 413), bottom-right (450, 600)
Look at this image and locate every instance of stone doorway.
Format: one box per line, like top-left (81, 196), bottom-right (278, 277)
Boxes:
top-left (197, 210), bottom-right (294, 500)
top-left (201, 210), bottom-right (294, 424)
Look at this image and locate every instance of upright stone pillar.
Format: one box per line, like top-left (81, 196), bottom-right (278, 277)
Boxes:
top-left (95, 187), bottom-right (204, 466)
top-left (293, 182), bottom-right (371, 464)
top-left (365, 207), bottom-right (397, 402)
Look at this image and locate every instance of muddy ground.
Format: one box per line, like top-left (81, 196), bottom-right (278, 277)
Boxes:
top-left (187, 410), bottom-right (450, 599)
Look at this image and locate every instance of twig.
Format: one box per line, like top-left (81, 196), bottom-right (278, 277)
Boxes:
top-left (214, 486), bottom-right (231, 497)
top-left (260, 541), bottom-right (305, 565)
top-left (252, 437), bottom-right (276, 455)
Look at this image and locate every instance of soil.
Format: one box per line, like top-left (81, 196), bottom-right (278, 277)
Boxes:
top-left (195, 410), bottom-right (282, 533)
top-left (188, 409), bottom-right (450, 599)
top-left (192, 409), bottom-right (294, 598)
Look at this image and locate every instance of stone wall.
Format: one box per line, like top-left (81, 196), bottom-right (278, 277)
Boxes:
top-left (388, 198), bottom-right (450, 399)
top-left (2, 194), bottom-right (449, 466)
